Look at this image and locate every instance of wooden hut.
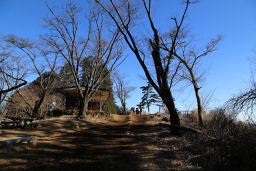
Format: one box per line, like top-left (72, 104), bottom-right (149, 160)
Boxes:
top-left (57, 87), bottom-right (110, 111)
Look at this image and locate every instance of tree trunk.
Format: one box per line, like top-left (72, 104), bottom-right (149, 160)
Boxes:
top-left (32, 92), bottom-right (46, 118)
top-left (123, 103), bottom-right (126, 114)
top-left (0, 93), bottom-right (2, 105)
top-left (78, 97), bottom-right (89, 118)
top-left (147, 103), bottom-right (150, 114)
top-left (194, 86), bottom-right (204, 126)
top-left (78, 97), bottom-right (84, 118)
top-left (82, 99), bottom-right (89, 117)
top-left (160, 89), bottom-right (180, 126)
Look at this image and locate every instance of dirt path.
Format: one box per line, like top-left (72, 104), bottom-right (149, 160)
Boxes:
top-left (0, 116), bottom-right (200, 170)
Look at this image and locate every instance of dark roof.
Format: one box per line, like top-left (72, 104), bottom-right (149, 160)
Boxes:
top-left (57, 86), bottom-right (109, 91)
top-left (57, 87), bottom-right (110, 101)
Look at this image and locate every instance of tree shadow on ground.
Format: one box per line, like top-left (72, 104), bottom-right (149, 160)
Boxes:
top-left (0, 118), bottom-right (201, 170)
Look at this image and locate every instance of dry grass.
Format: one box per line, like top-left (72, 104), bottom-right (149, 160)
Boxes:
top-left (129, 114), bottom-right (147, 122)
top-left (0, 114), bottom-right (202, 170)
top-left (110, 114), bottom-right (129, 122)
top-left (180, 109), bottom-right (212, 125)
top-left (110, 114), bottom-right (166, 125)
top-left (1, 113), bottom-right (255, 170)
top-left (181, 109), bottom-right (256, 171)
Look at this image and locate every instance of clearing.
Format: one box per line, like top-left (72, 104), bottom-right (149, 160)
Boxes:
top-left (0, 114), bottom-right (202, 171)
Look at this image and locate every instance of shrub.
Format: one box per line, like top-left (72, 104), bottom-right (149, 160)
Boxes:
top-left (181, 109), bottom-right (212, 125)
top-left (187, 108), bottom-right (256, 170)
top-left (206, 108), bottom-right (242, 138)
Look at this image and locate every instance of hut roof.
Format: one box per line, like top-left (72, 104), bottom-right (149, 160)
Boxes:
top-left (57, 87), bottom-right (110, 101)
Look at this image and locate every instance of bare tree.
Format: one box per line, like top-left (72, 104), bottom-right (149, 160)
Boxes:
top-left (0, 67), bottom-right (27, 105)
top-left (162, 36), bottom-right (222, 126)
top-left (113, 72), bottom-right (135, 114)
top-left (4, 35), bottom-right (58, 118)
top-left (201, 89), bottom-right (215, 112)
top-left (225, 79), bottom-right (256, 123)
top-left (7, 84), bottom-right (65, 117)
top-left (42, 2), bottom-right (123, 118)
top-left (95, 0), bottom-right (194, 125)
top-left (225, 53), bottom-right (256, 124)
top-left (0, 43), bottom-right (27, 113)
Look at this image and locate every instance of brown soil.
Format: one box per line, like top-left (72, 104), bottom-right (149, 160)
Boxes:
top-left (0, 115), bottom-right (201, 171)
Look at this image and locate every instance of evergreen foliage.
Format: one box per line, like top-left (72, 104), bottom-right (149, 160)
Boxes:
top-left (59, 63), bottom-right (76, 87)
top-left (101, 76), bottom-right (120, 114)
top-left (140, 82), bottom-right (161, 113)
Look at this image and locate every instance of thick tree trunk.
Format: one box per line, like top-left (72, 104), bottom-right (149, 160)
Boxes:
top-left (78, 97), bottom-right (89, 118)
top-left (78, 97), bottom-right (84, 118)
top-left (147, 103), bottom-right (150, 114)
top-left (122, 103), bottom-right (126, 114)
top-left (160, 89), bottom-right (180, 126)
top-left (32, 92), bottom-right (46, 118)
top-left (194, 86), bottom-right (204, 126)
top-left (82, 99), bottom-right (89, 117)
top-left (119, 99), bottom-right (126, 114)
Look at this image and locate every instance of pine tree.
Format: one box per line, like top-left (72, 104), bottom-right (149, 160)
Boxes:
top-left (140, 82), bottom-right (161, 114)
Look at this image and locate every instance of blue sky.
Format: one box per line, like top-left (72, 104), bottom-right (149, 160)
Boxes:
top-left (1, 0), bottom-right (256, 113)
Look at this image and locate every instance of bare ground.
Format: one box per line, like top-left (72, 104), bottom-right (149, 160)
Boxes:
top-left (0, 115), bottom-right (202, 171)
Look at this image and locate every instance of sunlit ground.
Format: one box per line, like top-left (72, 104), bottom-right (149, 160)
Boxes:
top-left (0, 114), bottom-right (202, 170)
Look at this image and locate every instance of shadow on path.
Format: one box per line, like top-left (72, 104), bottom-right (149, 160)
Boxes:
top-left (0, 117), bottom-right (200, 170)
